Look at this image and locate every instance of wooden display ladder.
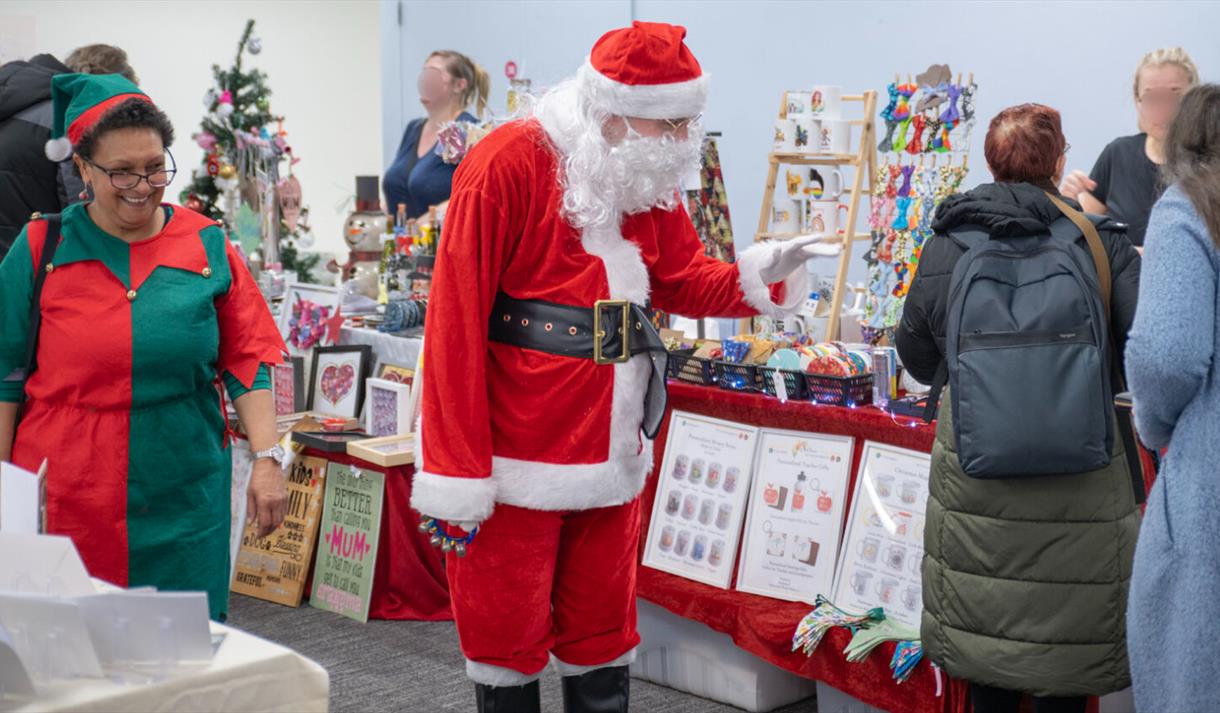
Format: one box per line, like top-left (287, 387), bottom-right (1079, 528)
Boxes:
top-left (753, 90), bottom-right (878, 341)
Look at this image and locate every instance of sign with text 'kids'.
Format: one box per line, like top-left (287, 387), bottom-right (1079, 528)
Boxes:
top-left (232, 455), bottom-right (328, 607)
top-left (310, 462), bottom-right (385, 623)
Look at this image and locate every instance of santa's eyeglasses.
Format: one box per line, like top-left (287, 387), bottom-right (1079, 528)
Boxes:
top-left (660, 114), bottom-right (703, 133)
top-left (625, 114), bottom-right (703, 137)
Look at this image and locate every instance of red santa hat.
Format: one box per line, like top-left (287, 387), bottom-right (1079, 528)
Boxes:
top-left (576, 21), bottom-right (708, 120)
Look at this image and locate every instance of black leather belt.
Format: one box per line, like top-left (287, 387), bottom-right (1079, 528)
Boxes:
top-left (488, 293), bottom-right (670, 439)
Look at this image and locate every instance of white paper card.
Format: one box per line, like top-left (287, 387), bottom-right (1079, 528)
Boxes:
top-left (831, 441), bottom-right (931, 627)
top-left (0, 461), bottom-right (42, 534)
top-left (75, 591), bottom-right (213, 666)
top-left (736, 429), bottom-right (854, 603)
top-left (0, 620), bottom-right (35, 695)
top-left (0, 593), bottom-right (103, 679)
top-left (642, 411), bottom-right (760, 589)
top-left (0, 533), bottom-right (95, 597)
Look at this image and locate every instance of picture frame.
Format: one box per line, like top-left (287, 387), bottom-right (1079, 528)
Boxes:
top-left (404, 343), bottom-right (424, 432)
top-left (307, 344), bottom-right (373, 418)
top-left (272, 356), bottom-right (306, 416)
top-left (375, 362), bottom-right (415, 387)
top-left (278, 282), bottom-right (342, 355)
top-left (364, 378), bottom-right (412, 437)
top-left (347, 434), bottom-right (415, 467)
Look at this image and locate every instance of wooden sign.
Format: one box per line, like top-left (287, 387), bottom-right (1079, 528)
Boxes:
top-left (310, 462), bottom-right (386, 623)
top-left (231, 455), bottom-right (328, 607)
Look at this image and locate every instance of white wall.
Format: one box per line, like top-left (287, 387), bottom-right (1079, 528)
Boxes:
top-left (1, 0), bottom-right (383, 257)
top-left (381, 0), bottom-right (630, 167)
top-left (384, 0), bottom-right (1220, 283)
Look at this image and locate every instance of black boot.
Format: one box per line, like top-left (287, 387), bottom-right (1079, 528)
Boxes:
top-left (561, 666), bottom-right (629, 713)
top-left (475, 680), bottom-right (541, 713)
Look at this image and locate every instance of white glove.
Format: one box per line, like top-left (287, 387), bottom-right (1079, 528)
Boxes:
top-left (759, 234), bottom-right (841, 284)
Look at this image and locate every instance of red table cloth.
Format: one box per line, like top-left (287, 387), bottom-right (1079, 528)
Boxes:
top-left (637, 382), bottom-right (967, 713)
top-left (300, 448), bottom-right (452, 621)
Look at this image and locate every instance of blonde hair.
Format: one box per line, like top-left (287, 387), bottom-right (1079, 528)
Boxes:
top-left (1134, 47), bottom-right (1199, 99)
top-left (429, 50), bottom-right (490, 119)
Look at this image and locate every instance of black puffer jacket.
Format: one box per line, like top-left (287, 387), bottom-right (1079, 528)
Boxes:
top-left (897, 181), bottom-right (1141, 384)
top-left (0, 54), bottom-right (82, 257)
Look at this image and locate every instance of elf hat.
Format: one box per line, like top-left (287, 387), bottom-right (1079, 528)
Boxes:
top-left (576, 21), bottom-right (708, 120)
top-left (44, 73), bottom-right (152, 161)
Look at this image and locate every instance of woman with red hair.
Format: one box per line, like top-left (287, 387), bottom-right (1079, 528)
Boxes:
top-left (897, 104), bottom-right (1141, 712)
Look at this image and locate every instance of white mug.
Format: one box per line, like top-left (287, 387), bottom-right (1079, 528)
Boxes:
top-left (771, 197), bottom-right (800, 234)
top-left (773, 118), bottom-right (796, 153)
top-left (784, 168), bottom-right (805, 198)
top-left (793, 115), bottom-right (819, 153)
top-left (803, 200), bottom-right (849, 236)
top-left (819, 119), bottom-right (851, 155)
top-left (786, 91), bottom-right (811, 117)
top-left (809, 86), bottom-right (842, 119)
top-left (802, 168), bottom-right (844, 200)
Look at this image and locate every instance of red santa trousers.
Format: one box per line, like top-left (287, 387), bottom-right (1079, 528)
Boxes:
top-left (447, 497), bottom-right (642, 685)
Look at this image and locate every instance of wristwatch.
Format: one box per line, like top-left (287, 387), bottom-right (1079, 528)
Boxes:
top-left (253, 444), bottom-right (287, 468)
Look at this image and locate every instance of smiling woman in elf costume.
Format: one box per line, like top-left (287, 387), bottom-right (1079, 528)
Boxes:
top-left (0, 73), bottom-right (287, 620)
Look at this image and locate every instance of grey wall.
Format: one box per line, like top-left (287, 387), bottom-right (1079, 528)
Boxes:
top-left (382, 0), bottom-right (1220, 282)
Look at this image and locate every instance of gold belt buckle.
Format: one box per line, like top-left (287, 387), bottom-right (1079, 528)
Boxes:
top-left (593, 299), bottom-right (631, 365)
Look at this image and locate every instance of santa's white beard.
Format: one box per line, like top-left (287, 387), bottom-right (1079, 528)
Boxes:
top-left (581, 128), bottom-right (704, 220)
top-left (534, 79), bottom-right (704, 230)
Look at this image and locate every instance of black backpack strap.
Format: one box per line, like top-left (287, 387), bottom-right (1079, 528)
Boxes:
top-left (918, 226), bottom-right (986, 424)
top-left (922, 359), bottom-right (948, 423)
top-left (19, 213), bottom-right (61, 409)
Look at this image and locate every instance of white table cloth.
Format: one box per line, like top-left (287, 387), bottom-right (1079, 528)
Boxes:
top-left (8, 622), bottom-right (328, 713)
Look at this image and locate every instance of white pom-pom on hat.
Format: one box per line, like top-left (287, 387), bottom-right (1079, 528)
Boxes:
top-left (45, 136), bottom-right (73, 162)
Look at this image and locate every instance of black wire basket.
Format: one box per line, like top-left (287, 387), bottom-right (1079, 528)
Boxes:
top-left (714, 361), bottom-right (761, 393)
top-left (667, 349), bottom-right (718, 386)
top-left (805, 373), bottom-right (874, 407)
top-left (757, 366), bottom-right (810, 400)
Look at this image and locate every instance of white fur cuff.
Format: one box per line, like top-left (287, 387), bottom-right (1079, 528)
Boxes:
top-left (466, 659), bottom-right (544, 686)
top-left (736, 241), bottom-right (809, 318)
top-left (410, 470), bottom-right (497, 523)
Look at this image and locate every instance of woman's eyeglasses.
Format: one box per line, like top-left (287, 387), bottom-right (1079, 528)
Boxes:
top-left (83, 150), bottom-right (177, 190)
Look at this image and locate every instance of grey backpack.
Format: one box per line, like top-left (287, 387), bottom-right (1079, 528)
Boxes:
top-left (934, 193), bottom-right (1117, 479)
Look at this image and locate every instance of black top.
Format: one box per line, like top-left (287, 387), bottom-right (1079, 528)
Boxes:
top-left (1089, 133), bottom-right (1163, 247)
top-left (0, 53), bottom-right (81, 256)
top-left (896, 182), bottom-right (1141, 385)
top-left (383, 112), bottom-right (476, 220)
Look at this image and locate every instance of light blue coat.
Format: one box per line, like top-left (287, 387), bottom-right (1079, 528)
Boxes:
top-left (1125, 184), bottom-right (1220, 711)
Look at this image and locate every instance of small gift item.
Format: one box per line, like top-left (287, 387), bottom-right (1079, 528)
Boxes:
top-left (791, 595), bottom-right (885, 657)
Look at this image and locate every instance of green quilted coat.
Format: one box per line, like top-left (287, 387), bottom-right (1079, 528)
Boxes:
top-left (921, 392), bottom-right (1139, 697)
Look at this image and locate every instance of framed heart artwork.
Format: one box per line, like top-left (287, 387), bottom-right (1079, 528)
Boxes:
top-left (307, 345), bottom-right (373, 418)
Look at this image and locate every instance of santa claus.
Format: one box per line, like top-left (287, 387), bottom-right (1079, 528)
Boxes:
top-left (412, 21), bottom-right (826, 713)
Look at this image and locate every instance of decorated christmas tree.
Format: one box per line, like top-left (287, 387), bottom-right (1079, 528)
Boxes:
top-left (179, 19), bottom-right (319, 282)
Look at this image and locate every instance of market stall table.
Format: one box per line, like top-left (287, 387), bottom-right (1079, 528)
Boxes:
top-left (638, 380), bottom-right (969, 713)
top-left (11, 621), bottom-right (328, 713)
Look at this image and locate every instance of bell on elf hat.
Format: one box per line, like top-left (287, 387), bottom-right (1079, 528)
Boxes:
top-left (44, 73), bottom-right (153, 161)
top-left (576, 20), bottom-right (708, 120)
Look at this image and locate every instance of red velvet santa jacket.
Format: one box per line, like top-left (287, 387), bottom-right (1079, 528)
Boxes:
top-left (412, 119), bottom-right (806, 522)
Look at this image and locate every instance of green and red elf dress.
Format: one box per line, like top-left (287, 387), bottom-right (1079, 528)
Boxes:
top-left (0, 202), bottom-right (285, 619)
